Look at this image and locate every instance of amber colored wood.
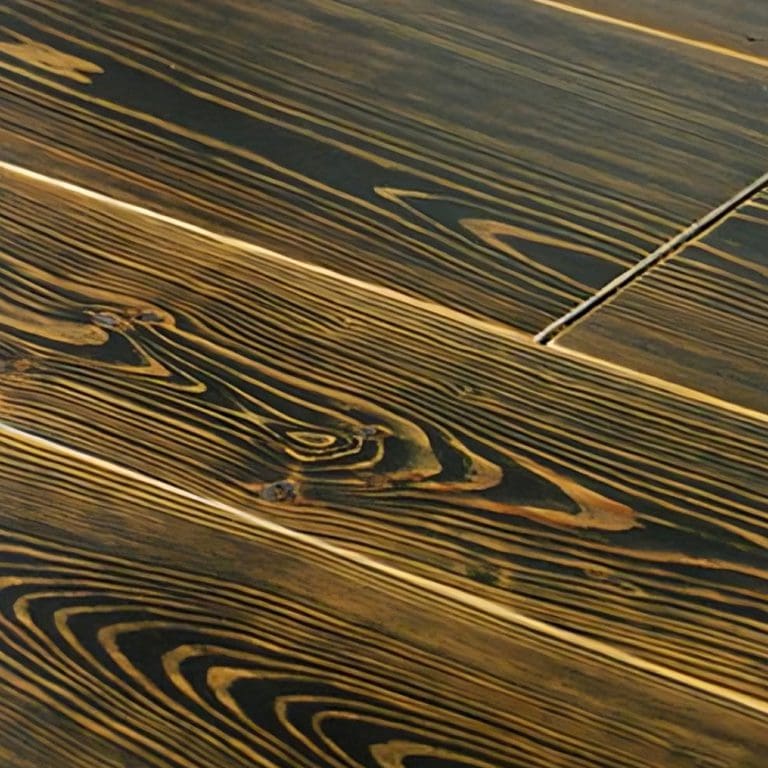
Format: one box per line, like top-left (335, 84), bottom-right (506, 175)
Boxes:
top-left (557, 189), bottom-right (768, 414)
top-left (1, 167), bottom-right (768, 706)
top-left (560, 0), bottom-right (768, 56)
top-left (2, 425), bottom-right (768, 766)
top-left (1, 0), bottom-right (768, 331)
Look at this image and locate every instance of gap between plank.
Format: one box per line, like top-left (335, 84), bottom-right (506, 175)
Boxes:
top-left (534, 170), bottom-right (768, 344)
top-left (2, 418), bottom-right (768, 719)
top-left (526, 0), bottom-right (768, 68)
top-left (3, 159), bottom-right (768, 430)
top-left (2, 160), bottom-right (768, 709)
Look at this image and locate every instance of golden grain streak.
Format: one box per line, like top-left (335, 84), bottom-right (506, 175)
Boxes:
top-left (0, 160), bottom-right (529, 343)
top-left (526, 0), bottom-right (768, 67)
top-left (1, 34), bottom-right (659, 273)
top-left (7, 159), bottom-right (768, 446)
top-left (549, 341), bottom-right (768, 423)
top-left (0, 530), bottom-right (669, 767)
top-left (2, 419), bottom-right (767, 717)
top-left (0, 161), bottom-right (768, 464)
top-left (8, 352), bottom-right (766, 537)
top-left (23, 598), bottom-right (223, 764)
top-left (3, 0), bottom-right (697, 239)
top-left (8, 351), bottom-right (764, 522)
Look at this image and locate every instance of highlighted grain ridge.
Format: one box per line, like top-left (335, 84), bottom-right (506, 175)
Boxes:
top-left (528, 0), bottom-right (768, 68)
top-left (1, 160), bottom-right (768, 720)
top-left (1, 419), bottom-right (767, 718)
top-left (0, 28), bottom-right (103, 83)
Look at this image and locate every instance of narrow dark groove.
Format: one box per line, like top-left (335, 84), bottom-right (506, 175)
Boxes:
top-left (534, 170), bottom-right (768, 345)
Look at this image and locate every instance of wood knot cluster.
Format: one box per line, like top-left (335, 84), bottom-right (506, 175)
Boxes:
top-left (87, 306), bottom-right (169, 331)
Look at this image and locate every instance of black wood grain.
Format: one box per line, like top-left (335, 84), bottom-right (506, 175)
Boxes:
top-left (1, 0), bottom-right (768, 331)
top-left (0, 167), bottom-right (767, 706)
top-left (0, 425), bottom-right (767, 767)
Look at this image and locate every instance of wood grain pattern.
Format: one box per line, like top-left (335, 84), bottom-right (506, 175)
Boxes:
top-left (2, 0), bottom-right (768, 331)
top-left (1, 167), bottom-right (768, 706)
top-left (560, 0), bottom-right (768, 57)
top-left (556, 189), bottom-right (768, 414)
top-left (2, 426), bottom-right (768, 767)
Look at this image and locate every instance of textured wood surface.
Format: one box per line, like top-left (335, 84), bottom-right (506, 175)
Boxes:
top-left (561, 0), bottom-right (768, 57)
top-left (1, 425), bottom-right (768, 767)
top-left (556, 189), bottom-right (768, 414)
top-left (2, 166), bottom-right (768, 707)
top-left (2, 0), bottom-right (768, 331)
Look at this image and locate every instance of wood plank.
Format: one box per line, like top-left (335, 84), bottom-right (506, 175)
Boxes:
top-left (555, 189), bottom-right (768, 414)
top-left (1, 0), bottom-right (768, 331)
top-left (556, 0), bottom-right (768, 58)
top-left (0, 671), bottom-right (145, 768)
top-left (2, 426), bottom-right (768, 767)
top-left (1, 165), bottom-right (768, 704)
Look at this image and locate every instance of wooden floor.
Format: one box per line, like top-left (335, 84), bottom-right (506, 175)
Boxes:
top-left (0, 1), bottom-right (767, 766)
top-left (557, 188), bottom-right (768, 413)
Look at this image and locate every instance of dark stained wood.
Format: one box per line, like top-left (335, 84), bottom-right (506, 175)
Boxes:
top-left (556, 189), bottom-right (768, 414)
top-left (1, 167), bottom-right (768, 706)
top-left (0, 683), bottom-right (145, 768)
top-left (560, 0), bottom-right (768, 57)
top-left (2, 426), bottom-right (768, 767)
top-left (2, 0), bottom-right (768, 331)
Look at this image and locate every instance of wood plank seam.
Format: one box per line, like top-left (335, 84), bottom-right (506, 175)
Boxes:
top-left (4, 425), bottom-right (768, 768)
top-left (3, 157), bottom-right (768, 429)
top-left (534, 170), bottom-right (768, 344)
top-left (3, 159), bottom-right (768, 712)
top-left (524, 0), bottom-right (768, 67)
top-left (4, 0), bottom-right (768, 341)
top-left (0, 159), bottom-right (528, 345)
top-left (547, 341), bottom-right (768, 424)
top-left (3, 411), bottom-right (768, 719)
